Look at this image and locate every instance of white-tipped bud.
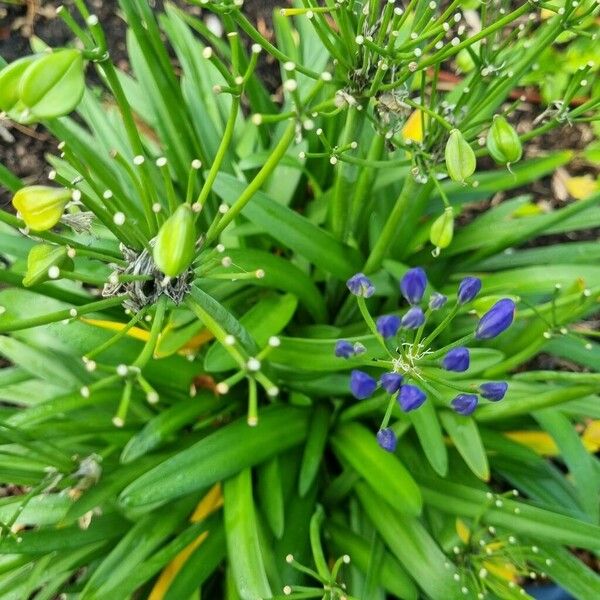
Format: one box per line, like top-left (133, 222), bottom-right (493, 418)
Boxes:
top-left (216, 244), bottom-right (225, 253)
top-left (147, 391), bottom-right (159, 404)
top-left (283, 79), bottom-right (297, 92)
top-left (251, 43), bottom-right (261, 54)
top-left (84, 359), bottom-right (97, 372)
top-left (247, 357), bottom-right (261, 372)
top-left (191, 159), bottom-right (202, 169)
top-left (112, 416), bottom-right (124, 428)
top-left (156, 157), bottom-right (168, 167)
top-left (247, 415), bottom-right (258, 426)
top-left (321, 71), bottom-right (332, 82)
top-left (202, 47), bottom-right (213, 59)
top-left (350, 141), bottom-right (358, 149)
top-left (48, 170), bottom-right (56, 180)
top-left (113, 212), bottom-right (126, 225)
top-left (71, 189), bottom-right (82, 202)
top-left (285, 554), bottom-right (294, 564)
top-left (234, 75), bottom-right (244, 85)
top-left (224, 334), bottom-right (236, 346)
top-left (255, 269), bottom-right (265, 279)
top-left (80, 386), bottom-right (90, 398)
top-left (152, 203), bottom-right (162, 213)
top-left (330, 156), bottom-right (338, 165)
top-left (283, 586), bottom-right (292, 596)
top-left (221, 256), bottom-right (232, 267)
top-left (103, 190), bottom-right (113, 200)
top-left (87, 14), bottom-right (99, 26)
top-left (67, 247), bottom-right (76, 259)
top-left (116, 364), bottom-right (129, 377)
top-left (251, 113), bottom-right (263, 125)
top-left (212, 84), bottom-right (222, 94)
top-left (218, 203), bottom-right (229, 214)
top-left (133, 155), bottom-right (144, 166)
top-left (69, 308), bottom-right (78, 318)
top-left (355, 35), bottom-right (364, 45)
top-left (283, 61), bottom-right (296, 72)
top-left (48, 266), bottom-right (60, 279)
top-left (342, 554), bottom-right (350, 564)
top-left (268, 336), bottom-right (281, 348)
top-left (192, 202), bottom-right (202, 213)
top-left (216, 382), bottom-right (230, 395)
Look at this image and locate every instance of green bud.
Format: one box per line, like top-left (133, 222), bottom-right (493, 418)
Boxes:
top-left (23, 244), bottom-right (74, 287)
top-left (18, 49), bottom-right (85, 120)
top-left (153, 204), bottom-right (197, 277)
top-left (445, 129), bottom-right (476, 183)
top-left (429, 207), bottom-right (454, 255)
top-left (12, 186), bottom-right (71, 231)
top-left (486, 115), bottom-right (522, 165)
top-left (0, 55), bottom-right (39, 123)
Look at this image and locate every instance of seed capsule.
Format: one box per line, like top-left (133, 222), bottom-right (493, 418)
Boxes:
top-left (22, 244), bottom-right (73, 287)
top-left (429, 206), bottom-right (454, 252)
top-left (445, 129), bottom-right (476, 183)
top-left (153, 204), bottom-right (197, 277)
top-left (486, 115), bottom-right (522, 165)
top-left (12, 186), bottom-right (71, 231)
top-left (18, 49), bottom-right (85, 120)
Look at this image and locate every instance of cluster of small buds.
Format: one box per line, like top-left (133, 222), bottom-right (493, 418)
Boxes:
top-left (339, 267), bottom-right (515, 450)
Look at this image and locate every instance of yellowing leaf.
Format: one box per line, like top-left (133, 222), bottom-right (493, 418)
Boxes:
top-left (455, 518), bottom-right (471, 543)
top-left (483, 559), bottom-right (518, 582)
top-left (81, 318), bottom-right (151, 342)
top-left (565, 175), bottom-right (600, 200)
top-left (402, 110), bottom-right (425, 143)
top-left (582, 420), bottom-right (600, 453)
top-left (504, 431), bottom-right (559, 456)
top-left (149, 484), bottom-right (223, 600)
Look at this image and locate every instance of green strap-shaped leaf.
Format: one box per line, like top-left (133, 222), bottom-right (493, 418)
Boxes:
top-left (356, 482), bottom-right (463, 600)
top-left (120, 405), bottom-right (309, 508)
top-left (224, 469), bottom-right (272, 600)
top-left (331, 422), bottom-right (422, 516)
top-left (298, 405), bottom-right (330, 496)
top-left (439, 410), bottom-right (489, 481)
top-left (212, 173), bottom-right (363, 278)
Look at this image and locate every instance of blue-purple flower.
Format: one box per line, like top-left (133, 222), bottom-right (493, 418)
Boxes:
top-left (376, 428), bottom-right (397, 452)
top-left (398, 384), bottom-right (426, 411)
top-left (350, 370), bottom-right (377, 399)
top-left (442, 347), bottom-right (470, 372)
top-left (475, 298), bottom-right (516, 340)
top-left (376, 314), bottom-right (401, 338)
top-left (400, 267), bottom-right (427, 304)
top-left (451, 393), bottom-right (478, 415)
top-left (334, 340), bottom-right (366, 359)
top-left (335, 340), bottom-right (355, 358)
top-left (401, 306), bottom-right (425, 329)
top-left (380, 372), bottom-right (403, 394)
top-left (429, 292), bottom-right (447, 310)
top-left (457, 277), bottom-right (482, 304)
top-left (479, 381), bottom-right (508, 401)
top-left (347, 272), bottom-right (375, 298)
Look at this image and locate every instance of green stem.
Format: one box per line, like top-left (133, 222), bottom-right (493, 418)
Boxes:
top-left (133, 295), bottom-right (167, 369)
top-left (205, 121), bottom-right (296, 243)
top-left (421, 304), bottom-right (459, 348)
top-left (329, 106), bottom-right (363, 240)
top-left (362, 176), bottom-right (420, 273)
top-left (0, 296), bottom-right (125, 333)
top-left (196, 96), bottom-right (240, 210)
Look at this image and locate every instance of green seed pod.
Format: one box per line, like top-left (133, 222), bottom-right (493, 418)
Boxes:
top-left (18, 49), bottom-right (85, 120)
top-left (22, 244), bottom-right (74, 287)
top-left (486, 115), bottom-right (522, 165)
top-left (445, 129), bottom-right (476, 183)
top-left (429, 207), bottom-right (454, 255)
top-left (12, 186), bottom-right (71, 231)
top-left (153, 204), bottom-right (197, 277)
top-left (0, 55), bottom-right (39, 122)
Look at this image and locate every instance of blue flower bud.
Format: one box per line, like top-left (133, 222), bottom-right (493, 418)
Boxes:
top-left (347, 272), bottom-right (375, 298)
top-left (451, 393), bottom-right (478, 415)
top-left (350, 370), bottom-right (377, 399)
top-left (398, 384), bottom-right (426, 412)
top-left (475, 298), bottom-right (516, 340)
top-left (429, 292), bottom-right (447, 310)
top-left (335, 340), bottom-right (355, 358)
top-left (457, 276), bottom-right (482, 305)
top-left (401, 306), bottom-right (425, 329)
top-left (400, 267), bottom-right (427, 304)
top-left (376, 314), bottom-right (401, 338)
top-left (380, 372), bottom-right (403, 394)
top-left (376, 428), bottom-right (397, 452)
top-left (479, 381), bottom-right (508, 402)
top-left (442, 347), bottom-right (470, 372)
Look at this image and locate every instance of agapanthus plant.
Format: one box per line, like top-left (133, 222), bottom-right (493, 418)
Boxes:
top-left (0, 0), bottom-right (599, 599)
